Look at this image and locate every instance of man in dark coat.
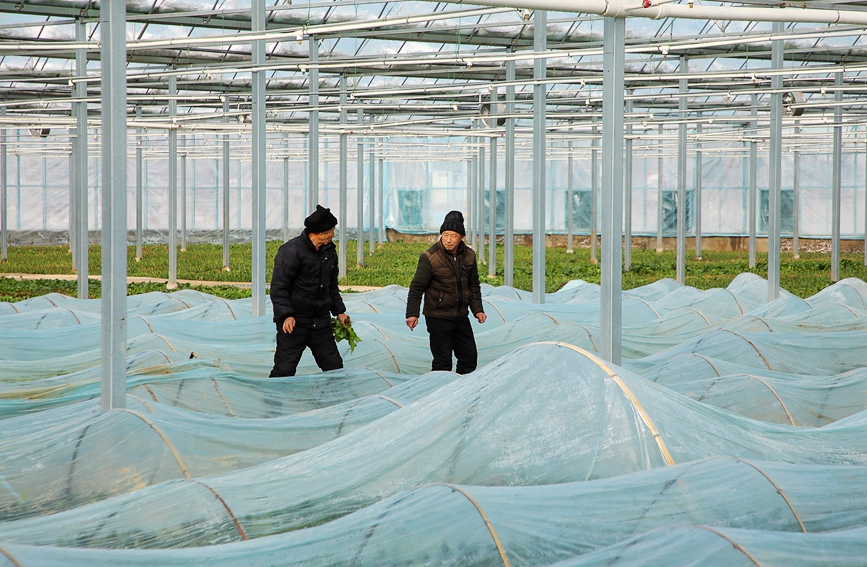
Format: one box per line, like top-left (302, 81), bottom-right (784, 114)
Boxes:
top-left (269, 205), bottom-right (350, 377)
top-left (405, 210), bottom-right (486, 374)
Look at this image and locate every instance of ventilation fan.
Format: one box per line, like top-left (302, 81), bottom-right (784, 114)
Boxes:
top-left (782, 91), bottom-right (805, 117)
top-left (481, 102), bottom-right (506, 127)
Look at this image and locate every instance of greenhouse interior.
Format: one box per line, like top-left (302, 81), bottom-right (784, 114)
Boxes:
top-left (4, 0), bottom-right (867, 565)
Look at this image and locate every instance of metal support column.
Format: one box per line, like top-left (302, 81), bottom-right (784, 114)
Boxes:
top-left (308, 36), bottom-right (319, 213)
top-left (75, 21), bottom-right (88, 298)
top-left (466, 156), bottom-right (474, 247)
top-left (0, 109), bottom-right (5, 263)
top-left (99, 0), bottom-right (128, 411)
top-left (532, 9), bottom-right (547, 303)
top-left (68, 146), bottom-right (76, 255)
top-left (71, 18), bottom-right (85, 264)
top-left (135, 107), bottom-right (143, 262)
top-left (591, 117), bottom-right (598, 264)
top-left (167, 74), bottom-right (178, 291)
top-left (749, 94), bottom-right (757, 268)
top-left (357, 109), bottom-right (364, 266)
top-left (695, 120), bottom-right (703, 260)
top-left (339, 75), bottom-right (348, 278)
top-left (283, 135), bottom-right (289, 242)
top-left (656, 123), bottom-right (664, 252)
top-left (468, 135), bottom-right (476, 250)
top-left (222, 97), bottom-right (231, 272)
top-left (831, 72), bottom-right (842, 282)
top-left (251, 0), bottom-right (266, 316)
top-left (378, 157), bottom-right (385, 244)
top-left (369, 148), bottom-right (375, 253)
top-left (567, 136), bottom-right (574, 254)
top-left (180, 140), bottom-right (187, 252)
top-left (624, 94), bottom-right (633, 271)
top-left (767, 21), bottom-right (784, 300)
top-left (793, 123), bottom-right (800, 259)
top-left (478, 133), bottom-right (486, 263)
top-left (600, 16), bottom-right (625, 365)
top-left (69, 151), bottom-right (75, 257)
top-left (676, 56), bottom-right (687, 284)
top-left (488, 87), bottom-right (498, 276)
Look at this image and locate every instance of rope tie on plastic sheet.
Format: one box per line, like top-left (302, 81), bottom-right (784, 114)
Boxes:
top-left (0, 546), bottom-right (22, 567)
top-left (136, 315), bottom-right (155, 333)
top-left (62, 307), bottom-right (82, 325)
top-left (538, 341), bottom-right (675, 466)
top-left (211, 378), bottom-right (237, 417)
top-left (143, 384), bottom-right (159, 402)
top-left (685, 307), bottom-right (711, 326)
top-left (833, 301), bottom-right (860, 318)
top-left (371, 394), bottom-right (404, 408)
top-left (693, 526), bottom-right (762, 566)
top-left (631, 297), bottom-right (660, 318)
top-left (741, 376), bottom-right (796, 425)
top-left (42, 295), bottom-right (58, 307)
top-left (745, 315), bottom-right (773, 332)
top-left (115, 409), bottom-right (191, 479)
top-left (736, 459), bottom-right (806, 532)
top-left (539, 312), bottom-right (560, 325)
top-left (482, 299), bottom-right (507, 324)
top-left (717, 329), bottom-right (773, 370)
top-left (153, 334), bottom-right (179, 353)
top-left (360, 300), bottom-right (379, 313)
top-left (8, 303), bottom-right (18, 313)
top-left (162, 292), bottom-right (193, 309)
top-left (688, 353), bottom-right (722, 376)
top-left (373, 339), bottom-right (401, 373)
top-left (573, 324), bottom-right (598, 352)
top-left (361, 366), bottom-right (393, 387)
top-left (366, 322), bottom-right (390, 341)
top-left (190, 480), bottom-right (248, 540)
top-left (439, 484), bottom-right (512, 567)
top-left (127, 394), bottom-right (155, 413)
top-left (722, 289), bottom-right (744, 315)
top-left (218, 298), bottom-right (237, 319)
top-left (836, 281), bottom-right (867, 310)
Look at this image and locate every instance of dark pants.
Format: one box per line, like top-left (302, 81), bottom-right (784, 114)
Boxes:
top-left (425, 316), bottom-right (478, 374)
top-left (270, 325), bottom-right (343, 377)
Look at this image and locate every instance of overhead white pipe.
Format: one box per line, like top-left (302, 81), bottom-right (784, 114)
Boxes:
top-left (440, 0), bottom-right (867, 25)
top-left (134, 6), bottom-right (512, 50)
top-left (639, 3), bottom-right (867, 25)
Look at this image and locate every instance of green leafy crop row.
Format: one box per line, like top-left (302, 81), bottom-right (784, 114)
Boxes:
top-left (0, 241), bottom-right (864, 302)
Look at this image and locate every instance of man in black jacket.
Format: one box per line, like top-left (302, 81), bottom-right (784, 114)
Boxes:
top-left (405, 210), bottom-right (486, 374)
top-left (269, 205), bottom-right (350, 377)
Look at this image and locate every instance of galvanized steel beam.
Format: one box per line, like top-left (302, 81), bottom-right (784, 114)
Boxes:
top-left (99, 0), bottom-right (128, 411)
top-left (532, 9), bottom-right (547, 304)
top-left (600, 16), bottom-right (625, 365)
top-left (251, 0), bottom-right (267, 317)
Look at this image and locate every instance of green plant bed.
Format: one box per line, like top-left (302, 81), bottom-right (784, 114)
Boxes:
top-left (0, 241), bottom-right (864, 301)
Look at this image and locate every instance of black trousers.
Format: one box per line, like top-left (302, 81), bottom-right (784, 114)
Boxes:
top-left (425, 316), bottom-right (478, 374)
top-left (270, 325), bottom-right (343, 377)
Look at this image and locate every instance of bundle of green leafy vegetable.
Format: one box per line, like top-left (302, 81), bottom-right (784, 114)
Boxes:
top-left (331, 317), bottom-right (363, 353)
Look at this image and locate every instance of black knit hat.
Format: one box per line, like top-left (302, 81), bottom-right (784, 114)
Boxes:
top-left (304, 205), bottom-right (338, 233)
top-left (439, 210), bottom-right (466, 236)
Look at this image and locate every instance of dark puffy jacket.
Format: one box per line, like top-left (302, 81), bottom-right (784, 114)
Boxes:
top-left (406, 239), bottom-right (484, 321)
top-left (270, 231), bottom-right (346, 329)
